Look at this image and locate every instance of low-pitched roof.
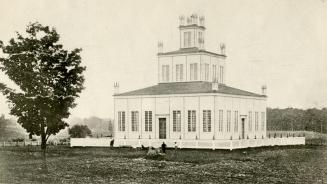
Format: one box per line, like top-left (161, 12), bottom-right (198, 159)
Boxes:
top-left (114, 82), bottom-right (266, 98)
top-left (157, 47), bottom-right (226, 58)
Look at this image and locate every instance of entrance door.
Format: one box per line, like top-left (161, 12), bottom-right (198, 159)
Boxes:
top-left (159, 118), bottom-right (166, 139)
top-left (241, 118), bottom-right (245, 139)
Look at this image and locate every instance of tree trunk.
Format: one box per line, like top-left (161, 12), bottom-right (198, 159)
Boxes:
top-left (41, 123), bottom-right (47, 152)
top-left (41, 132), bottom-right (47, 151)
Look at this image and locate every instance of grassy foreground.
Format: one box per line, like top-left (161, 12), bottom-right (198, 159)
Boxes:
top-left (0, 145), bottom-right (326, 183)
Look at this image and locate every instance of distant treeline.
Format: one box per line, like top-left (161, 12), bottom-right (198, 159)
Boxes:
top-left (267, 108), bottom-right (327, 133)
top-left (0, 114), bottom-right (27, 141)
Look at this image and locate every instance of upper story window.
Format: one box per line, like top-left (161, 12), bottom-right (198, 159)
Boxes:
top-left (219, 66), bottom-right (224, 84)
top-left (176, 64), bottom-right (183, 82)
top-left (198, 31), bottom-right (203, 46)
top-left (212, 65), bottom-right (217, 82)
top-left (190, 63), bottom-right (198, 81)
top-left (204, 63), bottom-right (209, 81)
top-left (184, 31), bottom-right (191, 47)
top-left (162, 65), bottom-right (170, 82)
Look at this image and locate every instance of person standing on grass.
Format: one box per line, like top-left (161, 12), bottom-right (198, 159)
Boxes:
top-left (161, 142), bottom-right (167, 153)
top-left (174, 141), bottom-right (178, 150)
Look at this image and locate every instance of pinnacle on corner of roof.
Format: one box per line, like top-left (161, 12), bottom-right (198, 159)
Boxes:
top-left (261, 85), bottom-right (267, 95)
top-left (157, 41), bottom-right (163, 53)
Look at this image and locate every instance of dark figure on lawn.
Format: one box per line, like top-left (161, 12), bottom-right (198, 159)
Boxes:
top-left (161, 142), bottom-right (167, 153)
top-left (110, 139), bottom-right (114, 147)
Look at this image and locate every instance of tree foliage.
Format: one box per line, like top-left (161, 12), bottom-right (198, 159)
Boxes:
top-left (0, 22), bottom-right (85, 150)
top-left (267, 107), bottom-right (327, 133)
top-left (68, 124), bottom-right (92, 138)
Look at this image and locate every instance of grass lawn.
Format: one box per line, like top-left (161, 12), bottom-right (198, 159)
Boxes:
top-left (0, 145), bottom-right (326, 183)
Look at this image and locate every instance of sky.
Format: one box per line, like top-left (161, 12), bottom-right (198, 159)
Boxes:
top-left (0, 0), bottom-right (327, 119)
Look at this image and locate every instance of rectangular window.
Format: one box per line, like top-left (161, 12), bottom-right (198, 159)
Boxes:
top-left (118, 111), bottom-right (125, 131)
top-left (261, 112), bottom-right (265, 131)
top-left (203, 110), bottom-right (211, 132)
top-left (187, 32), bottom-right (191, 47)
top-left (131, 111), bottom-right (139, 132)
top-left (173, 110), bottom-right (181, 132)
top-left (234, 111), bottom-right (238, 132)
top-left (190, 64), bottom-right (193, 80)
top-left (248, 111), bottom-right (252, 132)
top-left (219, 66), bottom-right (224, 83)
top-left (184, 31), bottom-right (191, 47)
top-left (176, 64), bottom-right (180, 81)
top-left (227, 110), bottom-right (231, 132)
top-left (162, 65), bottom-right (164, 82)
top-left (190, 63), bottom-right (198, 80)
top-left (184, 32), bottom-right (187, 47)
top-left (162, 65), bottom-right (169, 82)
top-left (144, 111), bottom-right (152, 132)
top-left (187, 110), bottom-right (196, 132)
top-left (198, 31), bottom-right (203, 46)
top-left (218, 110), bottom-right (223, 132)
top-left (212, 65), bottom-right (217, 82)
top-left (255, 112), bottom-right (259, 131)
top-left (176, 64), bottom-right (183, 81)
top-left (204, 63), bottom-right (209, 81)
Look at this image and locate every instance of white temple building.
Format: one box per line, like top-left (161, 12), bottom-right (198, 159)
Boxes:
top-left (67, 14), bottom-right (304, 149)
top-left (112, 14), bottom-right (269, 149)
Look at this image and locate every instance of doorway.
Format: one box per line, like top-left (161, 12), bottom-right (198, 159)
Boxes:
top-left (159, 118), bottom-right (166, 139)
top-left (241, 118), bottom-right (245, 139)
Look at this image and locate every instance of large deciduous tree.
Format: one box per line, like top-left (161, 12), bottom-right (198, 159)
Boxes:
top-left (68, 124), bottom-right (92, 138)
top-left (0, 22), bottom-right (85, 150)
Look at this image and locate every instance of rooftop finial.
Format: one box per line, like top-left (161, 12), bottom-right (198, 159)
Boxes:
top-left (220, 43), bottom-right (226, 55)
top-left (186, 17), bottom-right (192, 25)
top-left (199, 16), bottom-right (205, 26)
top-left (179, 15), bottom-right (185, 26)
top-left (261, 85), bottom-right (267, 95)
top-left (191, 13), bottom-right (198, 25)
top-left (114, 82), bottom-right (120, 95)
top-left (158, 41), bottom-right (163, 53)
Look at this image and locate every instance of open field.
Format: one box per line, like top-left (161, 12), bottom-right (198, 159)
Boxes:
top-left (0, 145), bottom-right (326, 184)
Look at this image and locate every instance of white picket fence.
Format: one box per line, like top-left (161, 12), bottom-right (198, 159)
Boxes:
top-left (70, 137), bottom-right (113, 147)
top-left (0, 140), bottom-right (69, 147)
top-left (70, 137), bottom-right (305, 150)
top-left (0, 141), bottom-right (41, 147)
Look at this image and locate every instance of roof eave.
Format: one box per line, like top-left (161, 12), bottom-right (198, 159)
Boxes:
top-left (114, 91), bottom-right (267, 98)
top-left (157, 50), bottom-right (227, 58)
